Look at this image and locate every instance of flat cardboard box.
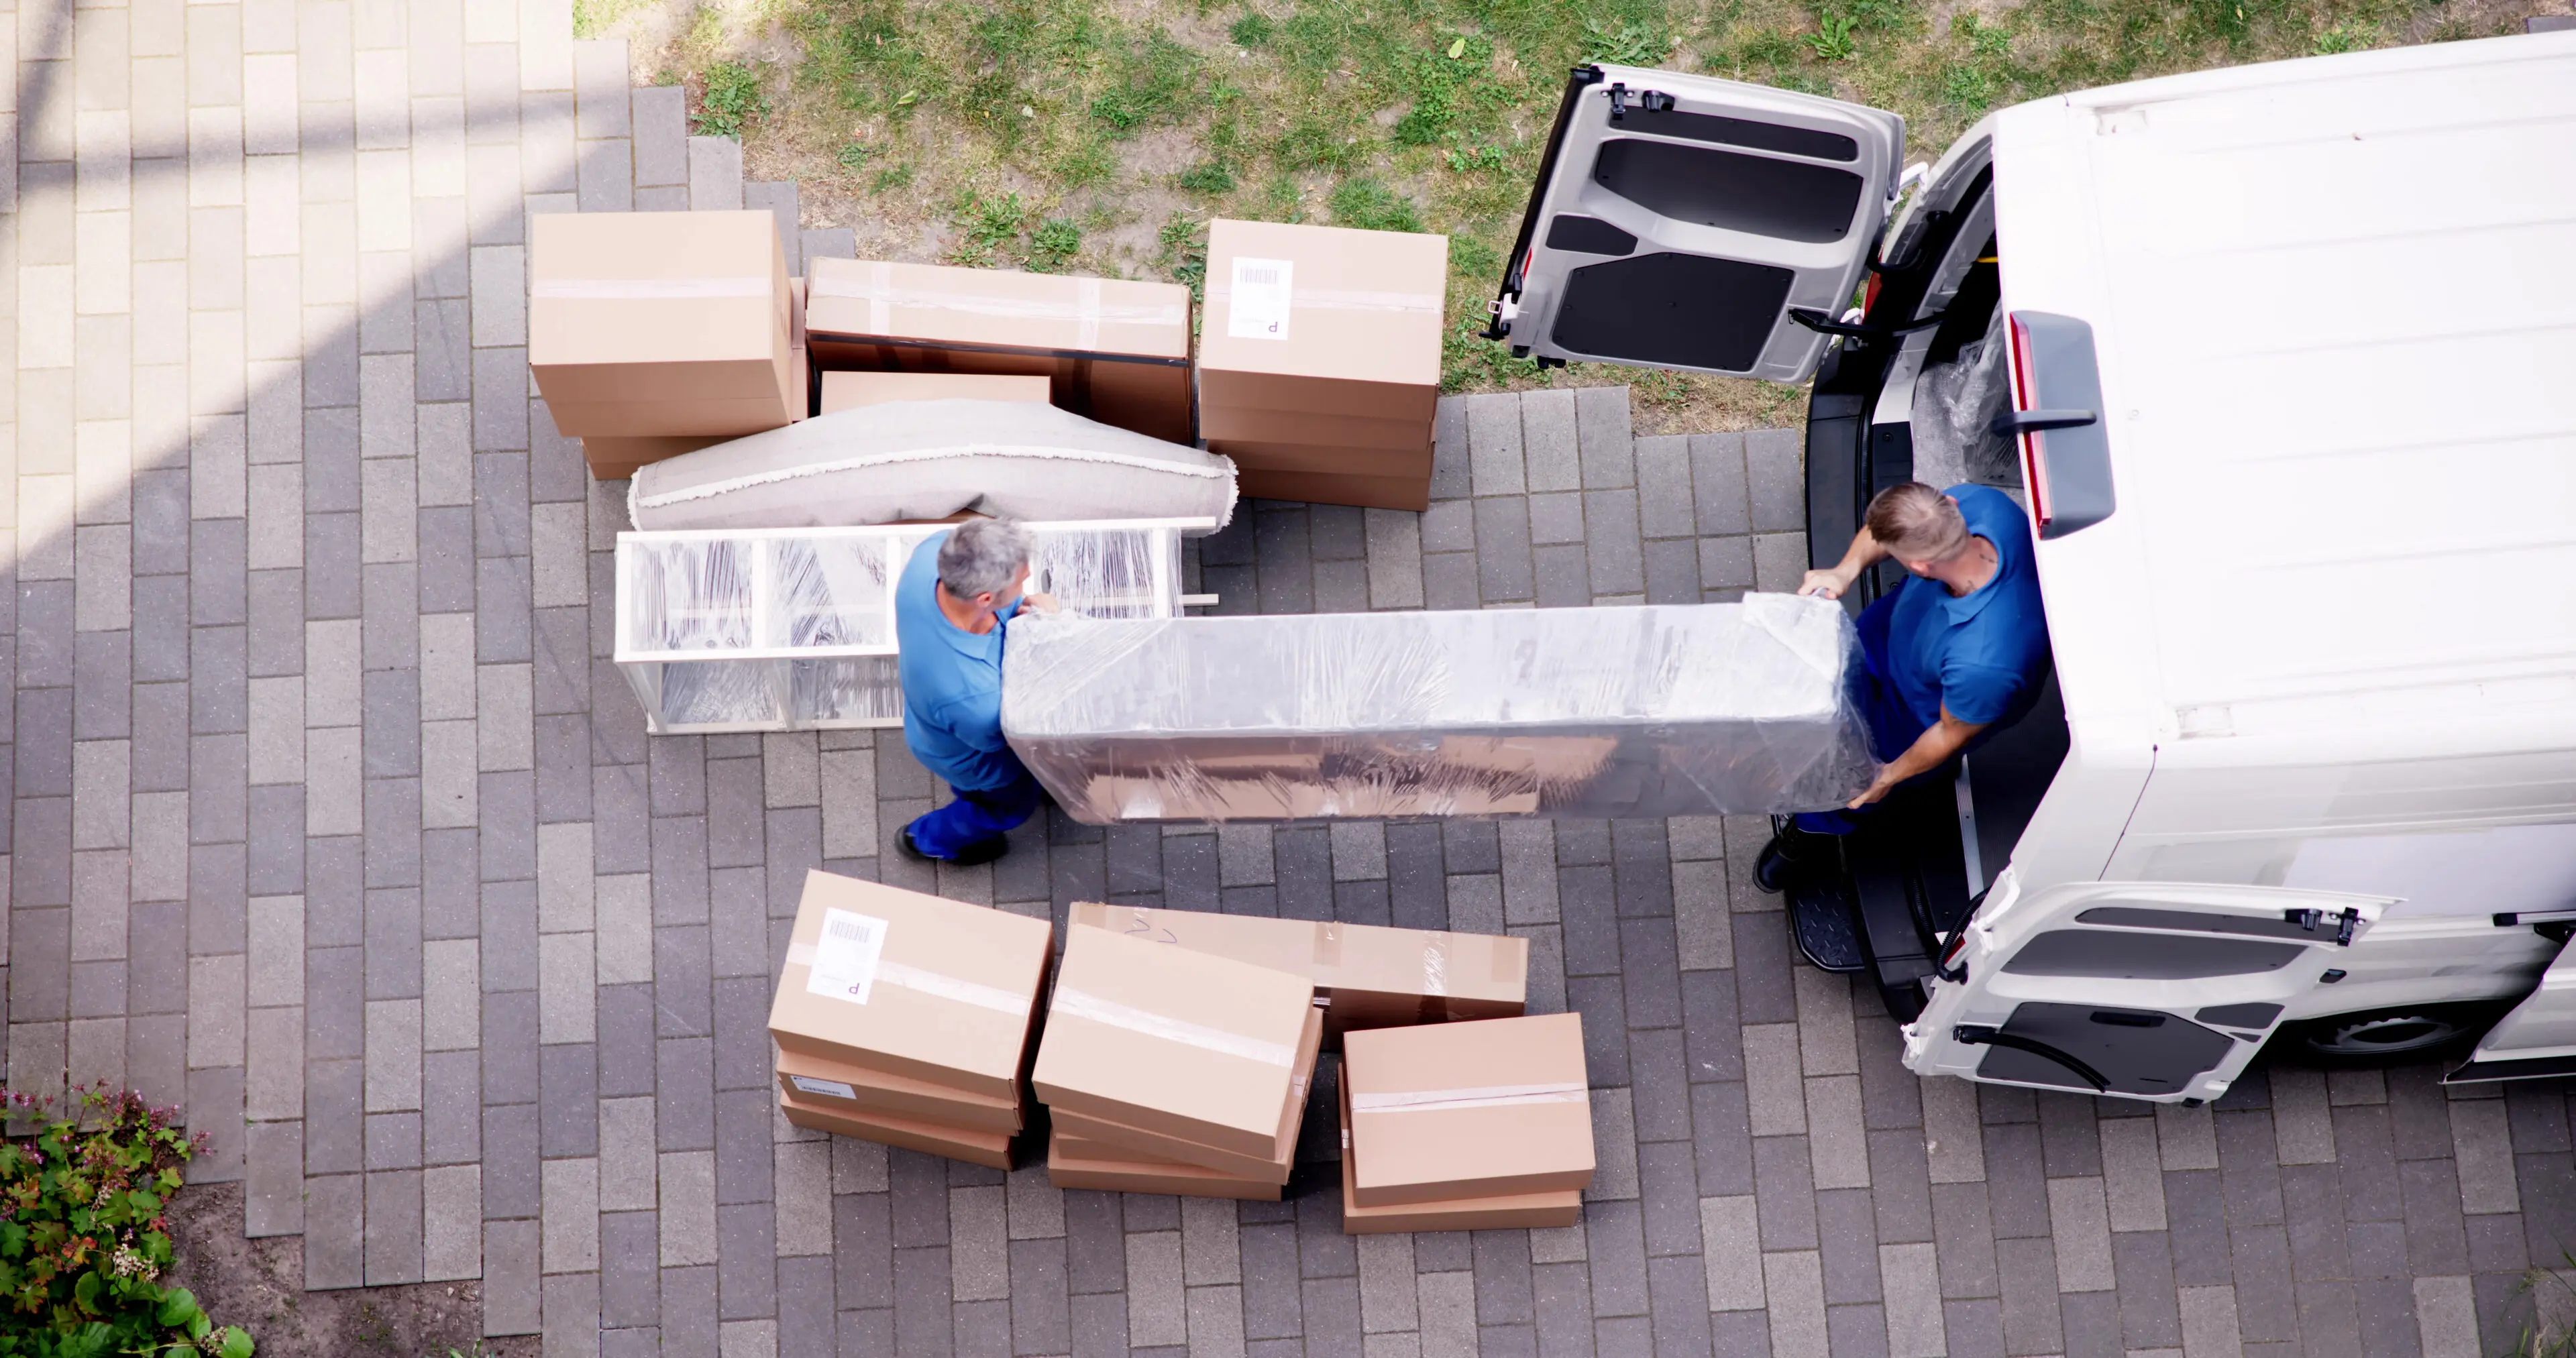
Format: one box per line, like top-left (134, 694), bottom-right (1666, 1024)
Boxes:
top-left (767, 870), bottom-right (1052, 1101)
top-left (1208, 437), bottom-right (1433, 479)
top-left (1069, 904), bottom-right (1524, 1046)
top-left (1342, 1013), bottom-right (1594, 1207)
top-left (1336, 1080), bottom-right (1580, 1232)
top-left (1046, 1132), bottom-right (1283, 1200)
top-left (1233, 466), bottom-right (1430, 512)
top-left (1043, 1005), bottom-right (1320, 1181)
top-left (778, 1092), bottom-right (1014, 1170)
top-left (819, 372), bottom-right (1053, 414)
top-left (1198, 219), bottom-right (1446, 426)
top-left (804, 259), bottom-right (1194, 443)
top-left (1031, 924), bottom-right (1315, 1159)
top-left (531, 210), bottom-right (796, 437)
top-left (774, 1043), bottom-right (1022, 1133)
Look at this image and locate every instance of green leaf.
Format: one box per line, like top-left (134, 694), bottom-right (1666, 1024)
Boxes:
top-left (1445, 37), bottom-right (1464, 58)
top-left (158, 1286), bottom-right (203, 1328)
top-left (215, 1327), bottom-right (256, 1358)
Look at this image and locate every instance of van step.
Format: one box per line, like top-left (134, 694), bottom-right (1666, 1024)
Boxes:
top-left (1788, 882), bottom-right (1868, 973)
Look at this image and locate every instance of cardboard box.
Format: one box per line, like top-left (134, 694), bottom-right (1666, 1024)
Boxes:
top-left (1198, 219), bottom-right (1446, 429)
top-left (1232, 467), bottom-right (1431, 512)
top-left (1208, 438), bottom-right (1434, 479)
top-left (819, 372), bottom-right (1053, 414)
top-left (1069, 904), bottom-right (1525, 1045)
top-left (1198, 406), bottom-right (1434, 452)
top-left (581, 434), bottom-right (733, 481)
top-left (767, 870), bottom-right (1052, 1102)
top-left (804, 259), bottom-right (1194, 443)
top-left (1044, 1004), bottom-right (1320, 1181)
top-left (1031, 924), bottom-right (1315, 1158)
top-left (1045, 1132), bottom-right (1283, 1200)
top-left (778, 1092), bottom-right (1014, 1170)
top-left (1336, 1080), bottom-right (1580, 1232)
top-left (774, 1044), bottom-right (1022, 1133)
top-left (531, 211), bottom-right (796, 439)
top-left (1342, 1013), bottom-right (1594, 1207)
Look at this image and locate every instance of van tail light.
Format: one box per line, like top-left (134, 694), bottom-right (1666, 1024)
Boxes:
top-left (1862, 270), bottom-right (1884, 319)
top-left (1988, 311), bottom-right (2116, 540)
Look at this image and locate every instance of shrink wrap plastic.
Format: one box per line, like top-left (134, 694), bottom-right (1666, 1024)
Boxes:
top-left (1001, 594), bottom-right (1880, 822)
top-left (616, 520), bottom-right (1197, 732)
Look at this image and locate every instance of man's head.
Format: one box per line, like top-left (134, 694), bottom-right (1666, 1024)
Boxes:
top-left (1865, 482), bottom-right (1974, 575)
top-left (936, 518), bottom-right (1034, 612)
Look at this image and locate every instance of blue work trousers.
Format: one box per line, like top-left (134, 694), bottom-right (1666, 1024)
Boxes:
top-left (906, 768), bottom-right (1046, 859)
top-left (1792, 592), bottom-right (1937, 836)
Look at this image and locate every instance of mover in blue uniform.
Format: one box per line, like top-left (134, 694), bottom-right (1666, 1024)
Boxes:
top-left (1758, 482), bottom-right (2052, 891)
top-left (894, 518), bottom-right (1054, 866)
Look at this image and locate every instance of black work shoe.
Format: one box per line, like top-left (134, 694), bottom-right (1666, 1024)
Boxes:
top-left (1754, 828), bottom-right (1835, 893)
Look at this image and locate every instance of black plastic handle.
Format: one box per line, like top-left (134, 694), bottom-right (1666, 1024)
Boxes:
top-left (1990, 408), bottom-right (2097, 436)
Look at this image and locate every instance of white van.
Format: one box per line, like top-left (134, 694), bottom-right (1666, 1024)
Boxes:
top-left (1487, 32), bottom-right (2576, 1101)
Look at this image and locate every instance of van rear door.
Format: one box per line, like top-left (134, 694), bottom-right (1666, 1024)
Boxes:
top-left (2446, 936), bottom-right (2576, 1084)
top-left (1906, 879), bottom-right (2394, 1102)
top-left (1488, 64), bottom-right (1905, 382)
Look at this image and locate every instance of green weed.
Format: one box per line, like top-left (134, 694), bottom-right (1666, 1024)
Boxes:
top-left (694, 62), bottom-right (768, 137)
top-left (871, 163), bottom-right (914, 194)
top-left (1805, 13), bottom-right (1859, 60)
top-left (2312, 21), bottom-right (2373, 53)
top-left (1228, 12), bottom-right (1274, 47)
top-left (1581, 17), bottom-right (1670, 64)
top-left (948, 190), bottom-right (1032, 266)
top-left (1328, 178), bottom-right (1425, 233)
top-left (1028, 218), bottom-right (1083, 272)
top-left (1178, 160), bottom-right (1238, 194)
top-left (1154, 213), bottom-right (1210, 297)
top-left (835, 142), bottom-right (873, 172)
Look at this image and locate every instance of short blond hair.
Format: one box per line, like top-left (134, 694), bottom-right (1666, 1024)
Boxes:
top-left (1865, 483), bottom-right (1970, 561)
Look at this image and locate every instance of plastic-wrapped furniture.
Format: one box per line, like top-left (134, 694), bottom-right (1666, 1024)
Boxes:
top-left (616, 519), bottom-right (1211, 734)
top-left (1002, 594), bottom-right (1880, 821)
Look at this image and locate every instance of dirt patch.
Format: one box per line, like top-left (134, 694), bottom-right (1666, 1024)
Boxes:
top-left (162, 1183), bottom-right (535, 1358)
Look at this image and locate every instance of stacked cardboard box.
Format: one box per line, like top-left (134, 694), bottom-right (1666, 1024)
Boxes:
top-left (804, 259), bottom-right (1195, 445)
top-left (529, 211), bottom-right (807, 481)
top-left (1198, 219), bottom-right (1448, 511)
top-left (767, 870), bottom-right (1052, 1170)
top-left (1068, 903), bottom-right (1525, 1047)
top-left (1338, 1013), bottom-right (1593, 1232)
top-left (1032, 923), bottom-right (1322, 1198)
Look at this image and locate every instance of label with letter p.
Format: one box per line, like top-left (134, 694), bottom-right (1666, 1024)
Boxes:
top-left (806, 907), bottom-right (890, 1005)
top-left (1228, 258), bottom-right (1295, 341)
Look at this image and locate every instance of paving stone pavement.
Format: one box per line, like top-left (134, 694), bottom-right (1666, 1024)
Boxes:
top-left (9, 5), bottom-right (2576, 1353)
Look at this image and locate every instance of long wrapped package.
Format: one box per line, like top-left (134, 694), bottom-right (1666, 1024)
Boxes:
top-left (1001, 594), bottom-right (1879, 821)
top-left (625, 399), bottom-right (1237, 532)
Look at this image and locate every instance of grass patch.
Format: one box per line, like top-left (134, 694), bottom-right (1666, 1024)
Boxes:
top-left (617, 0), bottom-right (2545, 418)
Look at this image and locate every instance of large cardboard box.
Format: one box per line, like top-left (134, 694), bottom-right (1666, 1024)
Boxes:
top-left (1031, 924), bottom-right (1314, 1158)
top-left (1044, 1005), bottom-right (1320, 1181)
top-left (531, 211), bottom-right (796, 439)
top-left (1212, 438), bottom-right (1434, 479)
top-left (1045, 1133), bottom-right (1283, 1200)
top-left (778, 1092), bottom-right (1014, 1170)
top-left (767, 870), bottom-right (1052, 1102)
top-left (1336, 1080), bottom-right (1580, 1232)
top-left (1069, 904), bottom-right (1525, 1045)
top-left (1341, 1013), bottom-right (1593, 1208)
top-left (818, 372), bottom-right (1052, 414)
top-left (1234, 466), bottom-right (1432, 513)
top-left (804, 259), bottom-right (1194, 443)
top-left (774, 1043), bottom-right (1022, 1133)
top-left (580, 434), bottom-right (732, 481)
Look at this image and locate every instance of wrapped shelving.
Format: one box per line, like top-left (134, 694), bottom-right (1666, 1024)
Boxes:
top-left (1001, 593), bottom-right (1880, 821)
top-left (616, 518), bottom-right (1209, 734)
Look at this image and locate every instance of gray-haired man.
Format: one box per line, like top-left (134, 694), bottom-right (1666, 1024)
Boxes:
top-left (893, 518), bottom-right (1055, 865)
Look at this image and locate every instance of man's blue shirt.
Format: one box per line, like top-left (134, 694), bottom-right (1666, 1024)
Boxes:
top-left (896, 532), bottom-right (1025, 793)
top-left (1882, 484), bottom-right (2051, 734)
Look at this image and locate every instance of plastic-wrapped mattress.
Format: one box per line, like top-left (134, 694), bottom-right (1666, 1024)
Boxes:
top-left (1001, 594), bottom-right (1880, 822)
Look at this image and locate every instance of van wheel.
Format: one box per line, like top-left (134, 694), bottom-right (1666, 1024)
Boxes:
top-left (2276, 1005), bottom-right (2498, 1067)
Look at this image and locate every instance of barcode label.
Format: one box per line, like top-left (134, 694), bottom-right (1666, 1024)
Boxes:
top-left (789, 1074), bottom-right (857, 1100)
top-left (1227, 257), bottom-right (1295, 341)
top-left (804, 907), bottom-right (890, 1005)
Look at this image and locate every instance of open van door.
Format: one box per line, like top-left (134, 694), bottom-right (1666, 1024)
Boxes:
top-left (1905, 879), bottom-right (2397, 1102)
top-left (2445, 936), bottom-right (2576, 1084)
top-left (1487, 64), bottom-right (1907, 382)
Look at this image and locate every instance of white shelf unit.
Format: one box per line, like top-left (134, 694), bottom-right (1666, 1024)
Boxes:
top-left (614, 518), bottom-right (1214, 734)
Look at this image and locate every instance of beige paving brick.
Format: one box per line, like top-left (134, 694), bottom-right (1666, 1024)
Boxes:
top-left (595, 874), bottom-right (651, 984)
top-left (1763, 1251), bottom-right (1829, 1358)
top-left (421, 1164), bottom-right (482, 1280)
top-left (364, 997), bottom-right (424, 1111)
top-left (537, 931), bottom-right (594, 1043)
top-left (1744, 1023), bottom-right (1807, 1137)
top-left (131, 791), bottom-right (189, 900)
top-left (248, 897), bottom-right (305, 1004)
top-left (541, 1156), bottom-right (599, 1272)
top-left (2049, 1175), bottom-right (2115, 1292)
top-left (771, 1141), bottom-right (831, 1256)
top-left (658, 1151), bottom-right (717, 1266)
top-left (1922, 1072), bottom-right (1986, 1184)
top-left (411, 0), bottom-right (466, 95)
top-left (1702, 1196), bottom-right (1763, 1311)
top-left (300, 202), bottom-right (358, 304)
top-left (76, 110), bottom-right (136, 212)
top-left (476, 663), bottom-right (533, 770)
top-left (243, 55), bottom-right (299, 156)
top-left (77, 211), bottom-right (134, 314)
top-left (189, 107), bottom-right (247, 206)
top-left (244, 1005), bottom-right (304, 1119)
top-left (243, 256), bottom-right (302, 358)
top-left (298, 0), bottom-right (354, 101)
top-left (187, 954), bottom-right (246, 1068)
top-left (421, 719), bottom-right (478, 828)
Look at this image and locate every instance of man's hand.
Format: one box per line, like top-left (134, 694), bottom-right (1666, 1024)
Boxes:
top-left (1016, 591), bottom-right (1060, 616)
top-left (1799, 567), bottom-right (1854, 600)
top-left (1846, 767), bottom-right (1904, 810)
